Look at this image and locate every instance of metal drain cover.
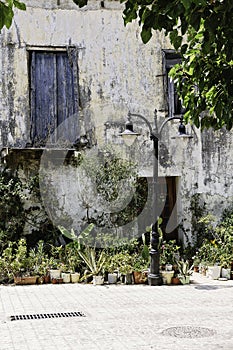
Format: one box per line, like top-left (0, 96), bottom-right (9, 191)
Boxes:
top-left (161, 326), bottom-right (216, 338)
top-left (10, 311), bottom-right (86, 321)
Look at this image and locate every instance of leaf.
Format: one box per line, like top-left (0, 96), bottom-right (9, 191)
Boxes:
top-left (80, 223), bottom-right (95, 237)
top-left (141, 27), bottom-right (152, 44)
top-left (169, 29), bottom-right (183, 50)
top-left (0, 2), bottom-right (13, 30)
top-left (13, 0), bottom-right (26, 10)
top-left (189, 11), bottom-right (201, 31)
top-left (58, 226), bottom-right (77, 241)
top-left (181, 0), bottom-right (190, 10)
top-left (72, 0), bottom-right (87, 7)
top-left (58, 223), bottom-right (94, 242)
top-left (123, 2), bottom-right (138, 25)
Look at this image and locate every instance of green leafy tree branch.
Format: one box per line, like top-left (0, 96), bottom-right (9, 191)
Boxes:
top-left (74, 0), bottom-right (233, 130)
top-left (0, 0), bottom-right (26, 31)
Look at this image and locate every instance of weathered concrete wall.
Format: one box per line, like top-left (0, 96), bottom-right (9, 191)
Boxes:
top-left (0, 0), bottom-right (232, 242)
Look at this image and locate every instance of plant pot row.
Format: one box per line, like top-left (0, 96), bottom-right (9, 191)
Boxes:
top-left (161, 270), bottom-right (190, 285)
top-left (92, 271), bottom-right (148, 286)
top-left (14, 270), bottom-right (80, 285)
top-left (198, 265), bottom-right (233, 280)
top-left (49, 270), bottom-right (80, 283)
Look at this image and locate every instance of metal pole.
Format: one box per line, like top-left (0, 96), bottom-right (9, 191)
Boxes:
top-left (121, 111), bottom-right (186, 285)
top-left (148, 109), bottom-right (162, 286)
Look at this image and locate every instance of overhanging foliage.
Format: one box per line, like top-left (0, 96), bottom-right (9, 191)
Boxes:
top-left (0, 0), bottom-right (26, 31)
top-left (74, 0), bottom-right (233, 130)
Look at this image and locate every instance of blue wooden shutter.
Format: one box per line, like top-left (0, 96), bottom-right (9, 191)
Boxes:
top-left (30, 51), bottom-right (79, 146)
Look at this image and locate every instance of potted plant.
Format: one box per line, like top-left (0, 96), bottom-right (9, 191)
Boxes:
top-left (216, 226), bottom-right (233, 279)
top-left (37, 257), bottom-right (50, 284)
top-left (192, 254), bottom-right (201, 273)
top-left (103, 253), bottom-right (123, 284)
top-left (29, 240), bottom-right (50, 284)
top-left (78, 246), bottom-right (106, 285)
top-left (58, 224), bottom-right (95, 282)
top-left (59, 264), bottom-right (71, 283)
top-left (11, 239), bottom-right (39, 285)
top-left (195, 239), bottom-right (221, 279)
top-left (104, 252), bottom-right (133, 284)
top-left (117, 253), bottom-right (134, 284)
top-left (219, 253), bottom-right (232, 279)
top-left (176, 260), bottom-right (193, 285)
top-left (161, 269), bottom-right (174, 285)
top-left (132, 255), bottom-right (148, 284)
top-left (64, 243), bottom-right (82, 283)
top-left (129, 238), bottom-right (150, 284)
top-left (160, 240), bottom-right (180, 270)
top-left (0, 241), bottom-right (16, 283)
top-left (205, 240), bottom-right (221, 279)
top-left (48, 244), bottom-right (65, 282)
top-left (171, 271), bottom-right (181, 285)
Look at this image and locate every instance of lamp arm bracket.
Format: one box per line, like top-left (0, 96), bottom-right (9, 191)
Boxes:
top-left (150, 133), bottom-right (159, 142)
top-left (158, 116), bottom-right (183, 138)
top-left (128, 112), bottom-right (154, 137)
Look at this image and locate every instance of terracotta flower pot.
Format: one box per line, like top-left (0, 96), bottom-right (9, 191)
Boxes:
top-left (171, 277), bottom-right (180, 285)
top-left (133, 271), bottom-right (147, 284)
top-left (14, 276), bottom-right (38, 285)
top-left (51, 277), bottom-right (63, 284)
top-left (44, 275), bottom-right (51, 284)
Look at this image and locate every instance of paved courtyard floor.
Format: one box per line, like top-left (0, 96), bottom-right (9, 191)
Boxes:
top-left (0, 272), bottom-right (233, 350)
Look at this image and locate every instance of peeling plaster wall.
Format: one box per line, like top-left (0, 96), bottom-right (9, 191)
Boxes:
top-left (0, 1), bottom-right (169, 147)
top-left (0, 0), bottom-right (232, 242)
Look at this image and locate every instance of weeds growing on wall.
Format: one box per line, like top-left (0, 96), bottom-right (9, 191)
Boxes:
top-left (183, 194), bottom-right (233, 261)
top-left (0, 168), bottom-right (61, 252)
top-left (0, 169), bottom-right (27, 248)
top-left (77, 145), bottom-right (148, 232)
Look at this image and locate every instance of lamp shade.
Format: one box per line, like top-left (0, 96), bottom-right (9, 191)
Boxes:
top-left (178, 122), bottom-right (186, 135)
top-left (171, 119), bottom-right (193, 139)
top-left (119, 119), bottom-right (140, 146)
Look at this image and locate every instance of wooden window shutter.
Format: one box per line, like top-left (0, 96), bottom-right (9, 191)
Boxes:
top-left (163, 51), bottom-right (184, 118)
top-left (30, 50), bottom-right (79, 147)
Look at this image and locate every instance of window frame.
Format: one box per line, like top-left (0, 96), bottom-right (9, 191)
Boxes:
top-left (28, 47), bottom-right (79, 147)
top-left (163, 50), bottom-right (184, 119)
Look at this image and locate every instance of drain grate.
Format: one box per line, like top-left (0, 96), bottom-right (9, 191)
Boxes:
top-left (10, 311), bottom-right (86, 321)
top-left (161, 326), bottom-right (216, 338)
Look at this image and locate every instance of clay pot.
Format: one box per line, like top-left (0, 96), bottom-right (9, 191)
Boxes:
top-left (14, 276), bottom-right (38, 285)
top-left (171, 277), bottom-right (181, 285)
top-left (44, 275), bottom-right (51, 284)
top-left (133, 271), bottom-right (147, 284)
top-left (51, 278), bottom-right (63, 284)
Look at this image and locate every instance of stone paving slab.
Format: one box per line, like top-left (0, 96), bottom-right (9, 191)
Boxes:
top-left (0, 273), bottom-right (233, 349)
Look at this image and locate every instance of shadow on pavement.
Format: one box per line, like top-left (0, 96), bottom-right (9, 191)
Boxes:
top-left (194, 284), bottom-right (233, 290)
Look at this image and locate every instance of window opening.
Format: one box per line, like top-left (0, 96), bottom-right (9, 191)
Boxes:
top-left (163, 51), bottom-right (185, 118)
top-left (29, 50), bottom-right (79, 147)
